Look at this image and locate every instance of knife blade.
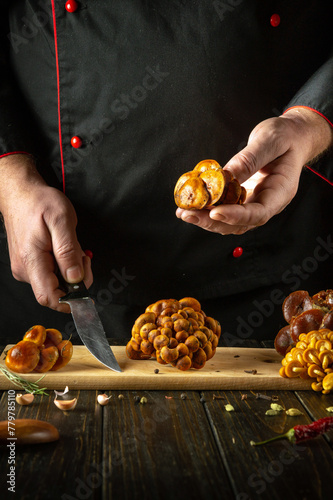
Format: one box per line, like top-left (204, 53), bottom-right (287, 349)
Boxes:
top-left (59, 280), bottom-right (122, 372)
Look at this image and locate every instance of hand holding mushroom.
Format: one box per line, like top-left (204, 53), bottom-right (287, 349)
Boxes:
top-left (176, 109), bottom-right (333, 235)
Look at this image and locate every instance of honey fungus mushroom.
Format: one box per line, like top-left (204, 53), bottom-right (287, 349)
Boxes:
top-left (5, 340), bottom-right (40, 373)
top-left (274, 289), bottom-right (333, 356)
top-left (174, 159), bottom-right (246, 210)
top-left (5, 325), bottom-right (73, 374)
top-left (125, 297), bottom-right (221, 371)
top-left (279, 329), bottom-right (333, 394)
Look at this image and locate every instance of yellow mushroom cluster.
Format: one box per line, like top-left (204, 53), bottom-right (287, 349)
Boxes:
top-left (125, 297), bottom-right (221, 370)
top-left (279, 329), bottom-right (333, 394)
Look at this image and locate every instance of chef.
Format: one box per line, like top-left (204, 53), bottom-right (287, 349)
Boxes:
top-left (0, 1), bottom-right (332, 345)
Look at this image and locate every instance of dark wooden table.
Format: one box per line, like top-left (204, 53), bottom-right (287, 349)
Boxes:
top-left (1, 339), bottom-right (333, 500)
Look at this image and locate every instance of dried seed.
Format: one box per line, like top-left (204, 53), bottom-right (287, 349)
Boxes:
top-left (241, 394), bottom-right (247, 401)
top-left (165, 396), bottom-right (173, 399)
top-left (213, 394), bottom-right (225, 400)
top-left (326, 407), bottom-right (333, 412)
top-left (265, 409), bottom-right (279, 416)
top-left (154, 368), bottom-right (159, 374)
top-left (244, 369), bottom-right (257, 375)
top-left (140, 397), bottom-right (148, 404)
top-left (180, 393), bottom-right (187, 400)
top-left (225, 404), bottom-right (235, 412)
top-left (270, 403), bottom-right (284, 412)
top-left (286, 408), bottom-right (303, 416)
top-left (118, 394), bottom-right (124, 400)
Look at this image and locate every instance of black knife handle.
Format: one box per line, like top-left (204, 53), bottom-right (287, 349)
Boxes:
top-left (57, 272), bottom-right (89, 302)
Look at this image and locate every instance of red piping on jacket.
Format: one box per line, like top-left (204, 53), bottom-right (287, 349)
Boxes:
top-left (51, 0), bottom-right (66, 193)
top-left (284, 105), bottom-right (333, 187)
top-left (284, 105), bottom-right (333, 128)
top-left (0, 152), bottom-right (33, 159)
top-left (305, 165), bottom-right (333, 186)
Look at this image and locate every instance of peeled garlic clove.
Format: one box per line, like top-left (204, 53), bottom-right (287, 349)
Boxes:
top-left (54, 398), bottom-right (77, 411)
top-left (97, 394), bottom-right (111, 406)
top-left (16, 393), bottom-right (34, 406)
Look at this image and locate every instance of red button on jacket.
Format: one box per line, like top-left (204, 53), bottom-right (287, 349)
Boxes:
top-left (232, 247), bottom-right (243, 258)
top-left (270, 14), bottom-right (281, 27)
top-left (71, 136), bottom-right (82, 148)
top-left (65, 1), bottom-right (78, 13)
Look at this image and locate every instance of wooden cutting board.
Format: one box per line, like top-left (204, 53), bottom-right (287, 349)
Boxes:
top-left (0, 345), bottom-right (312, 390)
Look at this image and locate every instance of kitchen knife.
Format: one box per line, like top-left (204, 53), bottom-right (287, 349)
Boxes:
top-left (59, 280), bottom-right (122, 372)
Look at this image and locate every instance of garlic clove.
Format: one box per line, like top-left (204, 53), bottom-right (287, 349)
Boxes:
top-left (54, 398), bottom-right (77, 411)
top-left (54, 386), bottom-right (69, 398)
top-left (97, 393), bottom-right (111, 406)
top-left (15, 393), bottom-right (34, 405)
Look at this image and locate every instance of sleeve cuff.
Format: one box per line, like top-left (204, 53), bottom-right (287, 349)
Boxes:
top-left (0, 151), bottom-right (34, 160)
top-left (283, 105), bottom-right (333, 129)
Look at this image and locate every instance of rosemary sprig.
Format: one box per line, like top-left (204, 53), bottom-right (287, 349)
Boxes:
top-left (0, 367), bottom-right (49, 395)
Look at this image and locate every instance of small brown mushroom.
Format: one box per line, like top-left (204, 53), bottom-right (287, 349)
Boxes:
top-left (174, 160), bottom-right (245, 210)
top-left (140, 322), bottom-right (157, 340)
top-left (153, 334), bottom-right (170, 351)
top-left (282, 290), bottom-right (314, 323)
top-left (34, 345), bottom-right (59, 373)
top-left (193, 330), bottom-right (208, 348)
top-left (176, 355), bottom-right (192, 371)
top-left (160, 346), bottom-right (179, 364)
top-left (176, 343), bottom-right (189, 357)
top-left (191, 348), bottom-right (207, 369)
top-left (185, 335), bottom-right (200, 353)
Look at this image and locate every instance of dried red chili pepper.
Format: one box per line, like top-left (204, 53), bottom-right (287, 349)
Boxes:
top-left (250, 417), bottom-right (333, 446)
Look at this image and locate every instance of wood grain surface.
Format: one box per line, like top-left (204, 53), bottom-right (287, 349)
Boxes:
top-left (0, 345), bottom-right (313, 390)
top-left (1, 339), bottom-right (333, 500)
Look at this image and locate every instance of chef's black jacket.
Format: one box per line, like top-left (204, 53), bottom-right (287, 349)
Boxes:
top-left (0, 1), bottom-right (332, 344)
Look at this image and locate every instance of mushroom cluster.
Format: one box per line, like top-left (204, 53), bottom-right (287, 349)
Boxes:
top-left (279, 329), bottom-right (333, 394)
top-left (5, 325), bottom-right (73, 373)
top-left (125, 297), bottom-right (221, 370)
top-left (174, 159), bottom-right (246, 210)
top-left (274, 289), bottom-right (333, 356)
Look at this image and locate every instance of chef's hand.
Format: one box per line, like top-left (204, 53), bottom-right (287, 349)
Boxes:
top-left (0, 154), bottom-right (93, 312)
top-left (176, 108), bottom-right (333, 235)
